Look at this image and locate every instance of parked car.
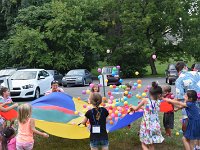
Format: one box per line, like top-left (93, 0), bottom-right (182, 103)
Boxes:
top-left (191, 63), bottom-right (200, 72)
top-left (165, 64), bottom-right (178, 85)
top-left (62, 69), bottom-right (92, 87)
top-left (47, 70), bottom-right (63, 85)
top-left (4, 69), bottom-right (54, 99)
top-left (102, 66), bottom-right (121, 86)
top-left (0, 68), bottom-right (18, 89)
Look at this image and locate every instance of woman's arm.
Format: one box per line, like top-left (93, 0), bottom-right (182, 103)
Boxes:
top-left (164, 98), bottom-right (187, 108)
top-left (0, 103), bottom-right (18, 112)
top-left (30, 118), bottom-right (49, 137)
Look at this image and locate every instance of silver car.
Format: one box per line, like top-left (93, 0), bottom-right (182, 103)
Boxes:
top-left (62, 69), bottom-right (93, 87)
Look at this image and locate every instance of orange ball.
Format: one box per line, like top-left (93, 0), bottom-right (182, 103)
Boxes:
top-left (77, 97), bottom-right (81, 100)
top-left (102, 97), bottom-right (107, 101)
top-left (137, 80), bottom-right (142, 84)
top-left (110, 120), bottom-right (114, 125)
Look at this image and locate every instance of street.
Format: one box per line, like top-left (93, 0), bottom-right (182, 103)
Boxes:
top-left (63, 77), bottom-right (175, 101)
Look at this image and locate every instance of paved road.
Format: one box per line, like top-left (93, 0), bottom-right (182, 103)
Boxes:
top-left (63, 77), bottom-right (175, 101)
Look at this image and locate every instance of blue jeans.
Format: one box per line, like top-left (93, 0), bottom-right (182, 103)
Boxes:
top-left (90, 140), bottom-right (109, 148)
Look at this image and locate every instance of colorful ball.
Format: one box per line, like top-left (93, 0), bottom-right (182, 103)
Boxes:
top-left (135, 71), bottom-right (139, 75)
top-left (152, 54), bottom-right (157, 59)
top-left (142, 92), bottom-right (147, 97)
top-left (102, 97), bottom-right (107, 101)
top-left (77, 97), bottom-right (81, 100)
top-left (119, 79), bottom-right (123, 83)
top-left (109, 85), bottom-right (113, 88)
top-left (116, 65), bottom-right (120, 69)
top-left (112, 67), bottom-right (117, 71)
top-left (124, 91), bottom-right (128, 95)
top-left (138, 84), bottom-right (142, 88)
top-left (97, 68), bottom-right (102, 73)
top-left (113, 85), bottom-right (116, 88)
top-left (89, 83), bottom-right (94, 88)
top-left (110, 96), bottom-right (114, 100)
top-left (105, 79), bottom-right (108, 82)
top-left (82, 90), bottom-right (86, 95)
top-left (86, 89), bottom-right (90, 94)
top-left (98, 75), bottom-right (101, 79)
top-left (74, 111), bottom-right (79, 115)
top-left (114, 88), bottom-right (119, 92)
top-left (133, 83), bottom-right (138, 87)
top-left (110, 120), bottom-right (114, 125)
top-left (176, 132), bottom-right (179, 136)
top-left (98, 83), bottom-right (102, 87)
top-left (137, 79), bottom-right (142, 84)
top-left (124, 101), bottom-right (128, 105)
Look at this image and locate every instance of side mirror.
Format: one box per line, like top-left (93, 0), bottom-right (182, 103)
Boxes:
top-left (39, 76), bottom-right (45, 80)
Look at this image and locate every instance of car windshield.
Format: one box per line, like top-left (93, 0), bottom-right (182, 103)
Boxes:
top-left (0, 69), bottom-right (16, 76)
top-left (11, 71), bottom-right (37, 80)
top-left (102, 67), bottom-right (119, 74)
top-left (67, 70), bottom-right (84, 76)
top-left (47, 70), bottom-right (54, 75)
top-left (169, 65), bottom-right (176, 70)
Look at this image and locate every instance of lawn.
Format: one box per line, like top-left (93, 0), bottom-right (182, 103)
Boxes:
top-left (34, 111), bottom-right (184, 150)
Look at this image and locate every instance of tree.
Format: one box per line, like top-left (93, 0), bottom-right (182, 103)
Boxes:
top-left (7, 0), bottom-right (105, 71)
top-left (102, 0), bottom-right (195, 76)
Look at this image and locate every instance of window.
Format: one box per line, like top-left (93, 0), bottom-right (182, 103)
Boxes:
top-left (42, 71), bottom-right (49, 77)
top-left (85, 70), bottom-right (90, 75)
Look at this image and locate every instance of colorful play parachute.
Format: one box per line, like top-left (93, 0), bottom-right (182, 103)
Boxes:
top-left (30, 93), bottom-right (143, 139)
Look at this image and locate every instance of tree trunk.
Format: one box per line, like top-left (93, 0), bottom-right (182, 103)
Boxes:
top-left (149, 57), bottom-right (157, 75)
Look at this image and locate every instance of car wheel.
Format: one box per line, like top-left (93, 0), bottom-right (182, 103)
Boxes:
top-left (34, 88), bottom-right (40, 99)
top-left (63, 84), bottom-right (67, 87)
top-left (169, 80), bottom-right (173, 85)
top-left (82, 79), bottom-right (86, 86)
top-left (166, 78), bottom-right (168, 83)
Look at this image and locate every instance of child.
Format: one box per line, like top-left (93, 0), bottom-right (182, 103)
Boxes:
top-left (0, 102), bottom-right (18, 129)
top-left (45, 80), bottom-right (64, 96)
top-left (1, 127), bottom-right (16, 150)
top-left (81, 93), bottom-right (109, 150)
top-left (123, 83), bottom-right (132, 97)
top-left (130, 82), bottom-right (164, 150)
top-left (16, 103), bottom-right (49, 150)
top-left (88, 84), bottom-right (100, 104)
top-left (162, 85), bottom-right (174, 136)
top-left (0, 87), bottom-right (13, 103)
top-left (164, 90), bottom-right (200, 150)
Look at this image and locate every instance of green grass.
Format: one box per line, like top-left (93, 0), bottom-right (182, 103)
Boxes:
top-left (34, 111), bottom-right (184, 150)
top-left (145, 58), bottom-right (194, 77)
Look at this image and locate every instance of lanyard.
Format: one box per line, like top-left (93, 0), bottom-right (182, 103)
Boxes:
top-left (92, 108), bottom-right (102, 125)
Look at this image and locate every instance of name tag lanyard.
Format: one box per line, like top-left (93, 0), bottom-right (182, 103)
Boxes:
top-left (91, 108), bottom-right (102, 133)
top-left (92, 108), bottom-right (102, 125)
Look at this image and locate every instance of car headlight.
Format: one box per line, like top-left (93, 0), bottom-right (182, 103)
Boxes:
top-left (22, 84), bottom-right (34, 89)
top-left (77, 77), bottom-right (82, 80)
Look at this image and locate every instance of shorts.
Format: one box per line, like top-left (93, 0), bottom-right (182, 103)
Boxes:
top-left (90, 140), bottom-right (109, 148)
top-left (16, 142), bottom-right (34, 150)
top-left (163, 112), bottom-right (174, 129)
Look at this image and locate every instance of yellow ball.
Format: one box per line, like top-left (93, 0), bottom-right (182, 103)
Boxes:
top-left (124, 101), bottom-right (128, 105)
top-left (136, 94), bottom-right (140, 98)
top-left (112, 104), bottom-right (116, 108)
top-left (86, 89), bottom-right (90, 94)
top-left (109, 110), bottom-right (112, 114)
top-left (105, 79), bottom-right (108, 82)
top-left (74, 111), bottom-right (79, 115)
top-left (138, 84), bottom-right (142, 88)
top-left (115, 110), bottom-right (119, 114)
top-left (142, 92), bottom-right (147, 97)
top-left (110, 85), bottom-right (113, 88)
top-left (135, 71), bottom-right (139, 75)
top-left (176, 132), bottom-right (179, 136)
top-left (124, 91), bottom-right (128, 95)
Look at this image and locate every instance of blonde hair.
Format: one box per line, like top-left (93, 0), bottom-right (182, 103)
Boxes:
top-left (18, 103), bottom-right (32, 123)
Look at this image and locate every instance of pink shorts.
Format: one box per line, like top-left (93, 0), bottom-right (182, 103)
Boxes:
top-left (16, 142), bottom-right (34, 150)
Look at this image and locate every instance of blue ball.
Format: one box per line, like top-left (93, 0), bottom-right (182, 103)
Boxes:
top-left (124, 96), bottom-right (128, 101)
top-left (114, 88), bottom-right (119, 92)
top-left (133, 83), bottom-right (138, 86)
top-left (98, 75), bottom-right (101, 79)
top-left (115, 99), bottom-right (119, 102)
top-left (128, 92), bottom-right (132, 95)
top-left (119, 79), bottom-right (123, 83)
top-left (118, 113), bottom-right (122, 117)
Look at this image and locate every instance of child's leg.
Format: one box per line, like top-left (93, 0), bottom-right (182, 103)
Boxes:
top-left (149, 144), bottom-right (155, 150)
top-left (141, 142), bottom-right (149, 150)
top-left (182, 136), bottom-right (191, 150)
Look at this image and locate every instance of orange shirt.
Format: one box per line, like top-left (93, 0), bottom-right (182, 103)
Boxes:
top-left (16, 118), bottom-right (34, 143)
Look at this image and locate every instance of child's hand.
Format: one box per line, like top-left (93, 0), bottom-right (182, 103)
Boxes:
top-left (42, 133), bottom-right (49, 138)
top-left (13, 103), bottom-right (18, 107)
